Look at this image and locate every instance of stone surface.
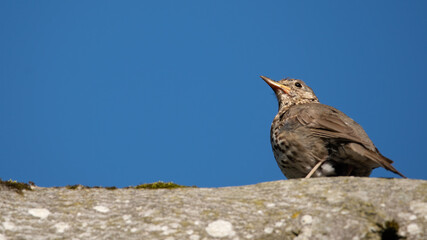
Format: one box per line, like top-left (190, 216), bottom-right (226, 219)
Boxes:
top-left (0, 177), bottom-right (426, 240)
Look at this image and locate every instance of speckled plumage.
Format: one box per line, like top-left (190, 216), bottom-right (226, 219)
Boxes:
top-left (262, 76), bottom-right (406, 179)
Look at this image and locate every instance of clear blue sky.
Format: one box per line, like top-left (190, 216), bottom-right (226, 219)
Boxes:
top-left (1, 1), bottom-right (426, 187)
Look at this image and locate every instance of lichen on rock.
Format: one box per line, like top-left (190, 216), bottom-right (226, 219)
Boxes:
top-left (0, 178), bottom-right (425, 239)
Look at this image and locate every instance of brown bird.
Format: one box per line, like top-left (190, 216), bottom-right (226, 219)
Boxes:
top-left (261, 76), bottom-right (406, 179)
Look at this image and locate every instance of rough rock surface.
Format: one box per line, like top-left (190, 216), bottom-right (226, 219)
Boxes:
top-left (0, 177), bottom-right (426, 240)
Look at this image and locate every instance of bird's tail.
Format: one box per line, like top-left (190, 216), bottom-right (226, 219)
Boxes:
top-left (376, 153), bottom-right (407, 178)
top-left (349, 143), bottom-right (407, 178)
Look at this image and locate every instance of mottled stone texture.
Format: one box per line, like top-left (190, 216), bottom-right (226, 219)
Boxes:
top-left (0, 178), bottom-right (426, 240)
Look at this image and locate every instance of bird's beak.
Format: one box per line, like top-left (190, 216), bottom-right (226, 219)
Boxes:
top-left (260, 76), bottom-right (291, 94)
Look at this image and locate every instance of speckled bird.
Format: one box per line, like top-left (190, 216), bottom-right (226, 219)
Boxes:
top-left (261, 76), bottom-right (406, 179)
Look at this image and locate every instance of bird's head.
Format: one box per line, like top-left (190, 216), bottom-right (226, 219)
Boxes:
top-left (261, 76), bottom-right (319, 110)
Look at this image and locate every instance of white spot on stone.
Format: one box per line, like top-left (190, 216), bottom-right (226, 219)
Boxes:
top-left (380, 203), bottom-right (386, 208)
top-left (54, 222), bottom-right (70, 233)
top-left (194, 220), bottom-right (200, 225)
top-left (275, 220), bottom-right (284, 227)
top-left (162, 225), bottom-right (177, 235)
top-left (206, 220), bottom-right (234, 238)
top-left (130, 228), bottom-right (138, 233)
top-left (352, 191), bottom-right (369, 202)
top-left (331, 207), bottom-right (341, 212)
top-left (352, 236), bottom-right (360, 240)
top-left (189, 235), bottom-right (200, 240)
top-left (301, 215), bottom-right (313, 225)
top-left (344, 220), bottom-right (359, 229)
top-left (93, 205), bottom-right (110, 213)
top-left (264, 227), bottom-right (274, 234)
top-left (2, 221), bottom-right (16, 231)
top-left (327, 194), bottom-right (344, 204)
top-left (407, 223), bottom-right (421, 235)
top-left (266, 203), bottom-right (275, 208)
top-left (28, 208), bottom-right (50, 219)
top-left (186, 230), bottom-right (194, 235)
top-left (142, 209), bottom-right (154, 217)
top-left (122, 214), bottom-right (132, 224)
top-left (398, 212), bottom-right (412, 220)
top-left (409, 215), bottom-right (417, 220)
top-left (170, 222), bottom-right (180, 228)
top-left (165, 237), bottom-right (175, 240)
top-left (147, 224), bottom-right (162, 231)
top-left (410, 201), bottom-right (427, 220)
top-left (341, 210), bottom-right (349, 215)
top-left (257, 210), bottom-right (263, 215)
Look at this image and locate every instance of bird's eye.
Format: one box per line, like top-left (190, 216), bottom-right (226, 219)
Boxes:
top-left (295, 82), bottom-right (302, 88)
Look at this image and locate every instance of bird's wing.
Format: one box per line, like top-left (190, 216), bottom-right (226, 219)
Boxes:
top-left (292, 104), bottom-right (373, 147)
top-left (289, 104), bottom-right (407, 178)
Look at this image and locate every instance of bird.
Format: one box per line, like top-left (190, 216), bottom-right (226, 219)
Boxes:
top-left (261, 76), bottom-right (406, 179)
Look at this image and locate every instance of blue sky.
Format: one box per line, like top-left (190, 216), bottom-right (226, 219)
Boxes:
top-left (1, 1), bottom-right (426, 187)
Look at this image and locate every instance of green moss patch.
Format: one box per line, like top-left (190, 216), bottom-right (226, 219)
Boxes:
top-left (0, 178), bottom-right (32, 194)
top-left (133, 181), bottom-right (196, 189)
top-left (63, 181), bottom-right (194, 190)
top-left (65, 184), bottom-right (117, 190)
